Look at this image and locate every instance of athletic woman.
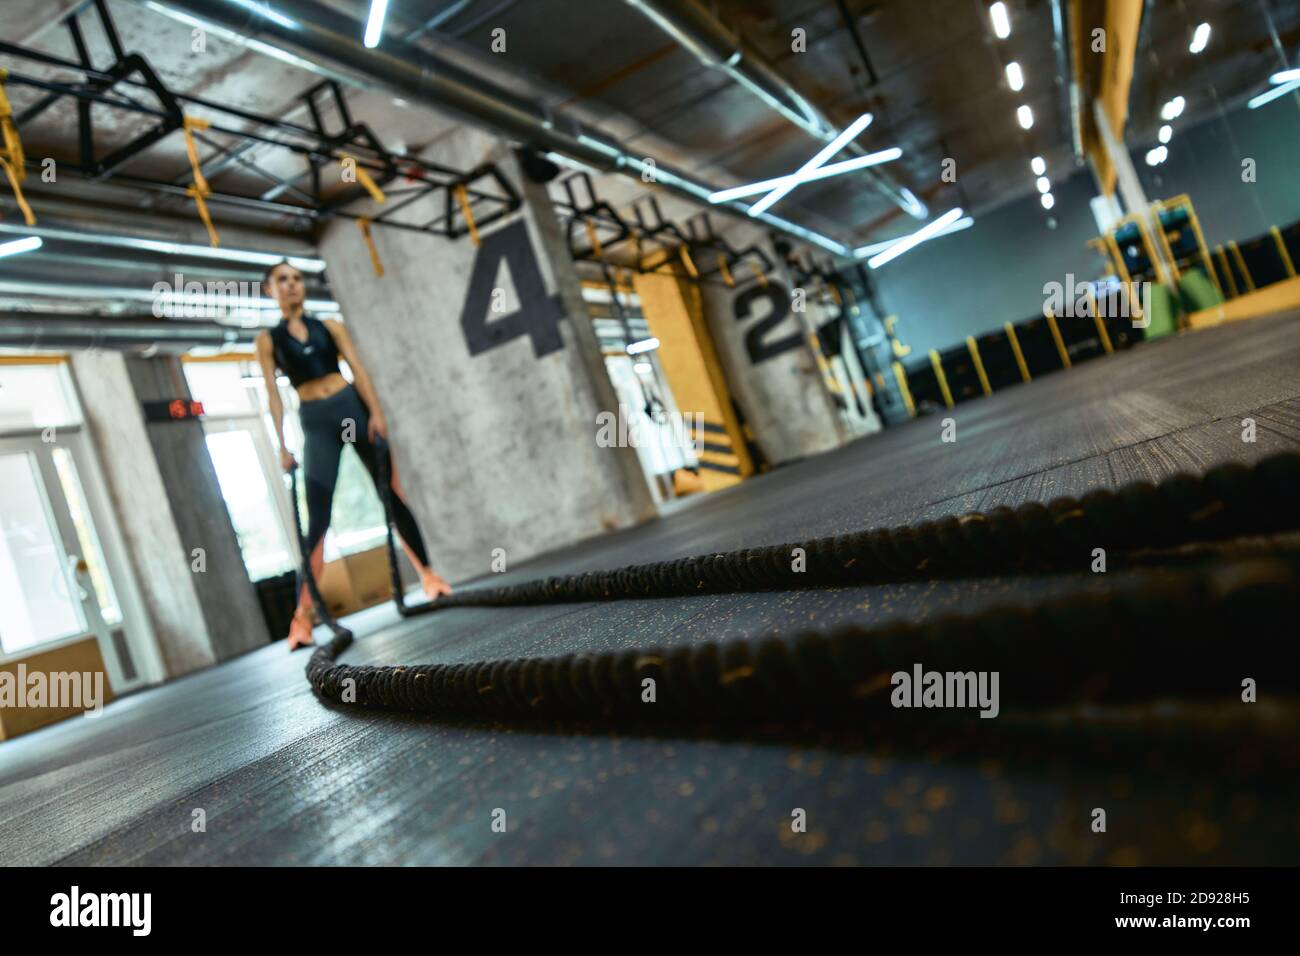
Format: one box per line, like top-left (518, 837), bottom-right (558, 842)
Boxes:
top-left (256, 260), bottom-right (452, 650)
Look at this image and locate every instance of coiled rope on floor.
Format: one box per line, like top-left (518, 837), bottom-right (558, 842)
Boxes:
top-left (412, 453), bottom-right (1300, 607)
top-left (306, 452), bottom-right (1300, 721)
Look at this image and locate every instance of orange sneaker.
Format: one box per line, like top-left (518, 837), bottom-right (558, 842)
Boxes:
top-left (287, 607), bottom-right (316, 650)
top-left (420, 568), bottom-right (453, 600)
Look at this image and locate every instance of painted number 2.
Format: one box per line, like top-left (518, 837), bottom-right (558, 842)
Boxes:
top-left (733, 281), bottom-right (801, 364)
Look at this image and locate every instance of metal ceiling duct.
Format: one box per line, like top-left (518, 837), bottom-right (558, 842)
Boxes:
top-left (135, 0), bottom-right (855, 256)
top-left (623, 0), bottom-right (927, 219)
top-left (0, 313), bottom-right (259, 353)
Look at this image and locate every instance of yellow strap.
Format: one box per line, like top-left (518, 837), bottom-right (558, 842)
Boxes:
top-left (453, 183), bottom-right (480, 247)
top-left (678, 245), bottom-right (699, 279)
top-left (716, 254), bottom-right (735, 288)
top-left (338, 151), bottom-right (386, 205)
top-left (584, 219), bottom-right (604, 259)
top-left (356, 217), bottom-right (384, 277)
top-left (0, 70), bottom-right (35, 225)
top-left (0, 156), bottom-right (34, 225)
top-left (186, 185), bottom-right (219, 248)
top-left (179, 116), bottom-right (219, 246)
top-left (0, 68), bottom-right (28, 178)
top-left (750, 260), bottom-right (768, 288)
top-left (180, 116), bottom-right (212, 196)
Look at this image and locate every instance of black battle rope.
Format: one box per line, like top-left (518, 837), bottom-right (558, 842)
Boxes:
top-left (287, 464), bottom-right (353, 641)
top-left (306, 452), bottom-right (1300, 720)
top-left (395, 452), bottom-right (1299, 608)
top-left (306, 551), bottom-right (1300, 720)
top-left (373, 436), bottom-right (437, 618)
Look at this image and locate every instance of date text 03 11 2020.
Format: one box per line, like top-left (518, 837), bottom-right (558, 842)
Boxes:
top-left (1120, 893), bottom-right (1250, 908)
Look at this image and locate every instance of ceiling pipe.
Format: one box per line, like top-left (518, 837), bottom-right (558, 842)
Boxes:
top-left (0, 313), bottom-right (260, 352)
top-left (134, 0), bottom-right (854, 256)
top-left (623, 0), bottom-right (925, 219)
top-left (1050, 0), bottom-right (1084, 166)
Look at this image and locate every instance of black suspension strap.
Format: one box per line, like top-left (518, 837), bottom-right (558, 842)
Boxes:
top-left (306, 451), bottom-right (1300, 721)
top-left (373, 435), bottom-right (438, 617)
top-left (286, 464), bottom-right (353, 641)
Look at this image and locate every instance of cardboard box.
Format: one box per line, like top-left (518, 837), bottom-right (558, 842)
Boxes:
top-left (0, 637), bottom-right (115, 741)
top-left (317, 546), bottom-right (394, 619)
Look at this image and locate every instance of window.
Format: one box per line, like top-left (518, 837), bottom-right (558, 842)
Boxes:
top-left (0, 361), bottom-right (81, 430)
top-left (184, 356), bottom-right (390, 578)
top-left (0, 450), bottom-right (85, 653)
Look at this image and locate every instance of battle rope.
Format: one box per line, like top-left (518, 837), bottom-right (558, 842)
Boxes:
top-left (373, 436), bottom-right (438, 618)
top-left (306, 451), bottom-right (1300, 721)
top-left (306, 550), bottom-right (1300, 721)
top-left (393, 452), bottom-right (1300, 609)
top-left (286, 464), bottom-right (353, 642)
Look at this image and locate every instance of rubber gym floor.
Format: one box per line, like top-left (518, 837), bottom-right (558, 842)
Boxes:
top-left (1, 311), bottom-right (1297, 865)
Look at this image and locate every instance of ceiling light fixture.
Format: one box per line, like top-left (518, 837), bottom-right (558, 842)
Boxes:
top-left (1036, 176), bottom-right (1051, 193)
top-left (627, 337), bottom-right (661, 355)
top-left (0, 236), bottom-right (42, 260)
top-left (363, 0), bottom-right (389, 48)
top-left (1189, 22), bottom-right (1211, 54)
top-left (1250, 78), bottom-right (1300, 108)
top-left (1030, 156), bottom-right (1046, 176)
top-left (1158, 124), bottom-right (1172, 144)
top-left (708, 147), bottom-right (902, 203)
top-left (1160, 96), bottom-right (1186, 120)
top-left (744, 113), bottom-right (876, 217)
top-left (853, 216), bottom-right (974, 258)
top-left (1005, 62), bottom-right (1024, 91)
top-left (230, 0), bottom-right (299, 31)
top-left (1017, 105), bottom-right (1034, 129)
top-left (1145, 145), bottom-right (1168, 166)
top-left (1040, 193), bottom-right (1055, 210)
top-left (862, 207), bottom-right (965, 268)
top-left (989, 2), bottom-right (1011, 39)
top-left (1270, 68), bottom-right (1300, 85)
top-left (0, 223), bottom-right (326, 271)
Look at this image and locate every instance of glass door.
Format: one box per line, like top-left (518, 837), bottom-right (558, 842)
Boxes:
top-left (0, 431), bottom-right (134, 689)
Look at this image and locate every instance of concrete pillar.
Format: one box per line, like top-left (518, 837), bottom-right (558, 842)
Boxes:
top-left (695, 240), bottom-right (846, 465)
top-left (318, 129), bottom-right (655, 582)
top-left (70, 351), bottom-right (268, 675)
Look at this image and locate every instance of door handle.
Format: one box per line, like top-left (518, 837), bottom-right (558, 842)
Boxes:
top-left (68, 554), bottom-right (90, 601)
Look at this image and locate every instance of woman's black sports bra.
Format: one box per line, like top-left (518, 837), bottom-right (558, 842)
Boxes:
top-left (269, 316), bottom-right (342, 388)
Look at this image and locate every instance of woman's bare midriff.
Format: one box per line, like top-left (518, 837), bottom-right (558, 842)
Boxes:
top-left (295, 372), bottom-right (350, 403)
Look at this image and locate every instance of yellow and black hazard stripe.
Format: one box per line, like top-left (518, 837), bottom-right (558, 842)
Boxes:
top-left (691, 417), bottom-right (743, 476)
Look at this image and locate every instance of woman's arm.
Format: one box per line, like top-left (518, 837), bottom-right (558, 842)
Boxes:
top-left (256, 331), bottom-right (296, 471)
top-left (325, 319), bottom-right (388, 440)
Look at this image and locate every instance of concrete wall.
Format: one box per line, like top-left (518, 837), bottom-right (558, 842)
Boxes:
top-left (71, 352), bottom-right (268, 669)
top-left (871, 100), bottom-right (1300, 356)
top-left (318, 128), bottom-right (654, 582)
top-left (696, 239), bottom-right (845, 465)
